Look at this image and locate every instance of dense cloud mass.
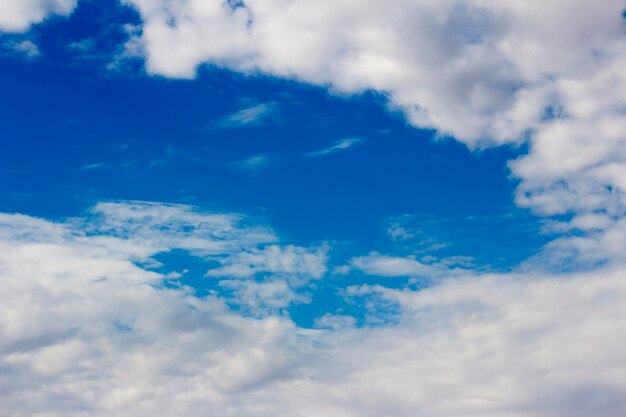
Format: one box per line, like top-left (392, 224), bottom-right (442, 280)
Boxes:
top-left (2, 203), bottom-right (626, 417)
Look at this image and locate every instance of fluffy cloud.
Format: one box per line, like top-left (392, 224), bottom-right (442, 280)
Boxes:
top-left (119, 0), bottom-right (626, 252)
top-left (0, 0), bottom-right (76, 32)
top-left (2, 202), bottom-right (626, 416)
top-left (346, 252), bottom-right (451, 278)
top-left (206, 244), bottom-right (328, 279)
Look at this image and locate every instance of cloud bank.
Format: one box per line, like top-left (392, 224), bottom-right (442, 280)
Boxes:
top-left (2, 1), bottom-right (626, 415)
top-left (2, 202), bottom-right (626, 416)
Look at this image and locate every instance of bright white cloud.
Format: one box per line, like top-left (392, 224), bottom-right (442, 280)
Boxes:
top-left (119, 0), bottom-right (626, 254)
top-left (2, 203), bottom-right (626, 416)
top-left (0, 0), bottom-right (76, 32)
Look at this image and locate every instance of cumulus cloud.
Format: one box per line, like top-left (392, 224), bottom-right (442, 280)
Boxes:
top-left (2, 203), bottom-right (626, 416)
top-left (0, 0), bottom-right (76, 32)
top-left (119, 0), bottom-right (626, 254)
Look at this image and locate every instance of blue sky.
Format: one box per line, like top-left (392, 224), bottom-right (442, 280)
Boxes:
top-left (2, 1), bottom-right (626, 416)
top-left (0, 0), bottom-right (553, 323)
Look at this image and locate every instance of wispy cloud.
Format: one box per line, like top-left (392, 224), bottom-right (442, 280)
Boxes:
top-left (233, 154), bottom-right (272, 173)
top-left (79, 162), bottom-right (108, 171)
top-left (304, 137), bottom-right (363, 158)
top-left (67, 37), bottom-right (96, 53)
top-left (78, 161), bottom-right (136, 172)
top-left (207, 102), bottom-right (278, 130)
top-left (3, 40), bottom-right (40, 59)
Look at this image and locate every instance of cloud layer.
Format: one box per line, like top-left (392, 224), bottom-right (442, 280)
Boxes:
top-left (2, 202), bottom-right (626, 416)
top-left (2, 2), bottom-right (626, 415)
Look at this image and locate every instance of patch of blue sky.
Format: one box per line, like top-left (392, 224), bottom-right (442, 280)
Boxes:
top-left (0, 0), bottom-right (554, 327)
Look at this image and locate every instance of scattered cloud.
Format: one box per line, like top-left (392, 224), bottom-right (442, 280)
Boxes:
top-left (2, 203), bottom-right (626, 416)
top-left (304, 137), bottom-right (363, 158)
top-left (118, 0), bottom-right (626, 261)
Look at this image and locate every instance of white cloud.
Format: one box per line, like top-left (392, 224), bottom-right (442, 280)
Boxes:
top-left (2, 204), bottom-right (626, 416)
top-left (0, 0), bottom-right (76, 32)
top-left (344, 252), bottom-right (469, 279)
top-left (304, 137), bottom-right (363, 158)
top-left (207, 244), bottom-right (328, 280)
top-left (119, 0), bottom-right (626, 257)
top-left (347, 252), bottom-right (443, 278)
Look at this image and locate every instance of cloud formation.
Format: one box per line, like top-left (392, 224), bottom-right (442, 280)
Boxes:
top-left (0, 0), bottom-right (76, 32)
top-left (2, 202), bottom-right (626, 416)
top-left (119, 0), bottom-right (626, 239)
top-left (4, 1), bottom-right (625, 239)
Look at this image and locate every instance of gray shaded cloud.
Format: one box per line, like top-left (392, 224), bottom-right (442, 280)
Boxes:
top-left (2, 202), bottom-right (626, 416)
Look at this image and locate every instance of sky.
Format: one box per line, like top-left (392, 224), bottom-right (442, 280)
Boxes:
top-left (1, 1), bottom-right (626, 416)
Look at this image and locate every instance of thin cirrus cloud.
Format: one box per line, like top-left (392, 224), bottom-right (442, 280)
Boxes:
top-left (206, 102), bottom-right (278, 130)
top-left (303, 137), bottom-right (363, 159)
top-left (233, 153), bottom-right (272, 173)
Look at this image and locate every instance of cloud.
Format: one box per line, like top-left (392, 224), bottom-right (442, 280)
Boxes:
top-left (207, 244), bottom-right (328, 279)
top-left (118, 0), bottom-right (626, 258)
top-left (3, 40), bottom-right (40, 59)
top-left (0, 0), bottom-right (76, 32)
top-left (2, 203), bottom-right (626, 416)
top-left (304, 137), bottom-right (363, 158)
top-left (344, 252), bottom-right (460, 278)
top-left (208, 102), bottom-right (278, 129)
top-left (233, 154), bottom-right (272, 173)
